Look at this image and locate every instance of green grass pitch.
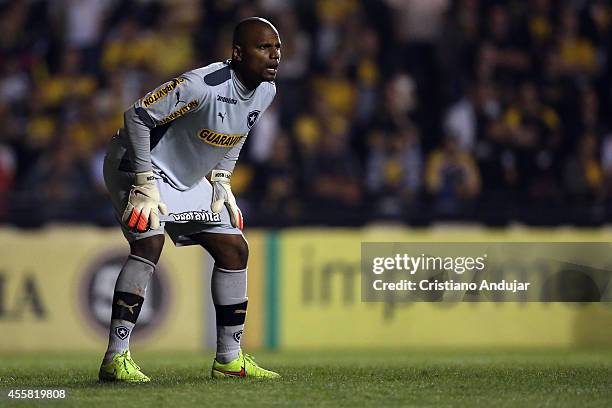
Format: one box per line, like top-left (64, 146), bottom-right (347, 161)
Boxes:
top-left (1, 350), bottom-right (611, 407)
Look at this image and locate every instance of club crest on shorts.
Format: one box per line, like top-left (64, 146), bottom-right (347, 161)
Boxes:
top-left (115, 326), bottom-right (130, 340)
top-left (247, 110), bottom-right (260, 129)
top-left (233, 329), bottom-right (243, 343)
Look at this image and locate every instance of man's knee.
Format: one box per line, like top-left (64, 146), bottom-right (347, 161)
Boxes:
top-left (230, 235), bottom-right (249, 267)
top-left (129, 234), bottom-right (165, 265)
top-left (215, 235), bottom-right (249, 269)
top-left (193, 233), bottom-right (249, 269)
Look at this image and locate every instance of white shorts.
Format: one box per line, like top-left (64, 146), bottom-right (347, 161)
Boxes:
top-left (103, 154), bottom-right (242, 247)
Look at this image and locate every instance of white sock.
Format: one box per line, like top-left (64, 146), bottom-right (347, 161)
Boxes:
top-left (216, 324), bottom-right (244, 363)
top-left (211, 266), bottom-right (248, 364)
top-left (103, 320), bottom-right (135, 363)
top-left (102, 255), bottom-right (154, 364)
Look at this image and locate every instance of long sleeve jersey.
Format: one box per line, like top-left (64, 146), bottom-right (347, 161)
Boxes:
top-left (110, 60), bottom-right (276, 190)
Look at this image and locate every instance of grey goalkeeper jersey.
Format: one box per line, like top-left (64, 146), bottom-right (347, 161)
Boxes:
top-left (110, 60), bottom-right (276, 190)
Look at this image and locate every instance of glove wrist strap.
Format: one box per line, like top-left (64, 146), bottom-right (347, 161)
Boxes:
top-left (134, 171), bottom-right (155, 185)
top-left (211, 170), bottom-right (232, 182)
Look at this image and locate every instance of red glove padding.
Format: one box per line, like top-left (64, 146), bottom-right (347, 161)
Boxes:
top-left (122, 171), bottom-right (168, 232)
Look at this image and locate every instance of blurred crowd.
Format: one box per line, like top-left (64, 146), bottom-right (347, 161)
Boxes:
top-left (1, 0), bottom-right (612, 227)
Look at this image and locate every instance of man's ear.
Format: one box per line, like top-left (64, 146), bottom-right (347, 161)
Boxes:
top-left (232, 45), bottom-right (242, 62)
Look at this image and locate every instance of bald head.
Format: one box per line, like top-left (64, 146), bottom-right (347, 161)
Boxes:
top-left (231, 17), bottom-right (281, 89)
top-left (233, 17), bottom-right (278, 47)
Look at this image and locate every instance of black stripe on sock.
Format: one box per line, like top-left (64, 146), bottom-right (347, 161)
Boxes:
top-left (214, 300), bottom-right (248, 326)
top-left (111, 291), bottom-right (144, 323)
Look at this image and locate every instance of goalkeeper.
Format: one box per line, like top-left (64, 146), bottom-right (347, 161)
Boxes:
top-left (99, 17), bottom-right (281, 382)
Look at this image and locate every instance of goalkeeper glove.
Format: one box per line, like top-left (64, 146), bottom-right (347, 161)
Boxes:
top-left (210, 169), bottom-right (244, 229)
top-left (122, 171), bottom-right (168, 232)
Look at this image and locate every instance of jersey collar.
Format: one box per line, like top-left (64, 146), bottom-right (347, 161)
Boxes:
top-left (229, 61), bottom-right (257, 100)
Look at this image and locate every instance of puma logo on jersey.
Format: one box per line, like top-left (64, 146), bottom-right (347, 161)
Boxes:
top-left (175, 91), bottom-right (186, 107)
top-left (198, 128), bottom-right (245, 147)
top-left (142, 77), bottom-right (185, 107)
top-left (117, 299), bottom-right (139, 315)
top-left (216, 95), bottom-right (237, 104)
top-left (218, 112), bottom-right (226, 122)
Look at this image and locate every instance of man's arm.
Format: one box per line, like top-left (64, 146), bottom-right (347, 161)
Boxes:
top-left (124, 106), bottom-right (154, 173)
top-left (213, 135), bottom-right (247, 173)
top-left (124, 74), bottom-right (205, 171)
top-left (121, 74), bottom-right (205, 231)
top-left (209, 136), bottom-right (247, 229)
top-left (209, 82), bottom-right (276, 229)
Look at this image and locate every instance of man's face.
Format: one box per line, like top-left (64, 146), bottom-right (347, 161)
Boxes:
top-left (234, 25), bottom-right (281, 83)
